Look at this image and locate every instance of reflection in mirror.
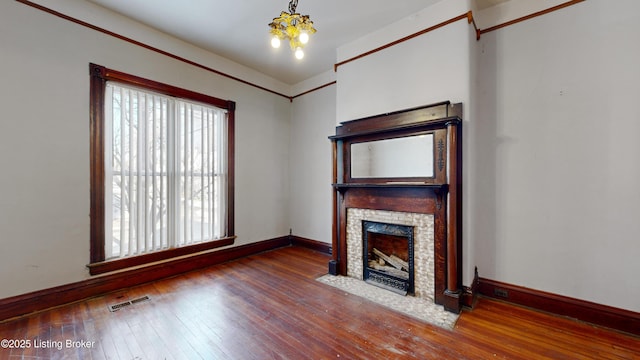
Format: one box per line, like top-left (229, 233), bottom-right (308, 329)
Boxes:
top-left (351, 134), bottom-right (434, 179)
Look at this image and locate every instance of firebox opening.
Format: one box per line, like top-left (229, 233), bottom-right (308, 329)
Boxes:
top-left (362, 221), bottom-right (414, 296)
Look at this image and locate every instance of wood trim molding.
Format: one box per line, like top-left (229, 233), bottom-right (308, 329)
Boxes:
top-left (334, 12), bottom-right (474, 72)
top-left (89, 64), bottom-right (106, 263)
top-left (333, 1), bottom-right (587, 70)
top-left (0, 237), bottom-right (290, 323)
top-left (91, 63), bottom-right (234, 109)
top-left (87, 237), bottom-right (236, 275)
top-left (290, 81), bottom-right (337, 101)
top-left (478, 278), bottom-right (640, 336)
top-left (479, 0), bottom-right (586, 35)
top-left (17, 1), bottom-right (333, 102)
top-left (462, 267), bottom-right (479, 309)
top-left (18, 0), bottom-right (588, 101)
top-left (290, 236), bottom-right (332, 254)
top-left (16, 0), bottom-right (291, 100)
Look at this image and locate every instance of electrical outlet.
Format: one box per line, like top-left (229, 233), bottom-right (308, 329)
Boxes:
top-left (494, 288), bottom-right (509, 298)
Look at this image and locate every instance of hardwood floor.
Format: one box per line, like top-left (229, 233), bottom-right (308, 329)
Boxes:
top-left (0, 246), bottom-right (638, 359)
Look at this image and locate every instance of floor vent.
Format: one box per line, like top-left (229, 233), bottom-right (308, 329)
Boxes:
top-left (108, 295), bottom-right (151, 312)
top-left (130, 295), bottom-right (150, 304)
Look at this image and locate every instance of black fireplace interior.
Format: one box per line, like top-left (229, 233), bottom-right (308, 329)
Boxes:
top-left (362, 221), bottom-right (414, 296)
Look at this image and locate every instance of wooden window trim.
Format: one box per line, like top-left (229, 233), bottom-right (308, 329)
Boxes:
top-left (89, 63), bottom-right (235, 275)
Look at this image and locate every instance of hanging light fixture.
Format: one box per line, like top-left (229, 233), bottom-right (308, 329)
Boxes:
top-left (268, 0), bottom-right (316, 60)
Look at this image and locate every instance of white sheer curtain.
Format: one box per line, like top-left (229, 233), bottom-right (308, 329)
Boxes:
top-left (105, 83), bottom-right (227, 259)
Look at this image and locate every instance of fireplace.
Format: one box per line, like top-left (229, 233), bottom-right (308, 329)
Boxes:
top-left (363, 220), bottom-right (414, 295)
top-left (346, 208), bottom-right (435, 300)
top-left (329, 102), bottom-right (463, 313)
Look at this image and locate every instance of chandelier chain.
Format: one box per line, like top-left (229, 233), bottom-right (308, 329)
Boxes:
top-left (288, 0), bottom-right (298, 14)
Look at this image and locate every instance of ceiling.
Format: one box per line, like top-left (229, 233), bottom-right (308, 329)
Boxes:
top-left (86, 0), bottom-right (503, 85)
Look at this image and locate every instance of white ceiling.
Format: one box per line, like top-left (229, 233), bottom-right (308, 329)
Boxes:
top-left (85, 0), bottom-right (503, 85)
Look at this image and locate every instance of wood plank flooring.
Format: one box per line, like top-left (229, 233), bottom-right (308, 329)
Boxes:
top-left (0, 246), bottom-right (638, 359)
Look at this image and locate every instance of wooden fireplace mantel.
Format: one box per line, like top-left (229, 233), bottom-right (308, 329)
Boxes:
top-left (329, 101), bottom-right (463, 313)
top-left (333, 183), bottom-right (448, 190)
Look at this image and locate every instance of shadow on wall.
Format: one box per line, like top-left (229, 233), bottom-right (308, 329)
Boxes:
top-left (470, 33), bottom-right (502, 279)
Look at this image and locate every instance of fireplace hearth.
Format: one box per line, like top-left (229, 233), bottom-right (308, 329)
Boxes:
top-left (363, 221), bottom-right (414, 295)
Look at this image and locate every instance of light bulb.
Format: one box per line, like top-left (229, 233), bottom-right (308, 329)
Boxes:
top-left (299, 32), bottom-right (309, 44)
top-left (295, 47), bottom-right (304, 59)
top-left (270, 36), bottom-right (281, 49)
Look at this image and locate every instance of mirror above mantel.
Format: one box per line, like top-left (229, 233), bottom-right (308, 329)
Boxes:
top-left (330, 101), bottom-right (462, 186)
top-left (350, 133), bottom-right (435, 179)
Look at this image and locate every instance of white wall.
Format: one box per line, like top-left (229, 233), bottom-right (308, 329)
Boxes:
top-left (289, 84), bottom-right (336, 243)
top-left (474, 0), bottom-right (568, 30)
top-left (0, 1), bottom-right (290, 299)
top-left (336, 0), bottom-right (472, 123)
top-left (474, 0), bottom-right (640, 312)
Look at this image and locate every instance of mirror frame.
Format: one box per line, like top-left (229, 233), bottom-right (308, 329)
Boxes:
top-left (330, 102), bottom-right (462, 186)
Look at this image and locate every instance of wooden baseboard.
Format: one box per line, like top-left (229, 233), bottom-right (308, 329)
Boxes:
top-left (478, 278), bottom-right (640, 336)
top-left (462, 267), bottom-right (479, 309)
top-left (290, 235), bottom-right (332, 254)
top-left (0, 236), bottom-right (291, 323)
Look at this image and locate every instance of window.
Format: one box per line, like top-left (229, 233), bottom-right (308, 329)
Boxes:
top-left (89, 64), bottom-right (235, 275)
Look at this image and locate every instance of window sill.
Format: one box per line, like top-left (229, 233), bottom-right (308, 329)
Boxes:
top-left (87, 236), bottom-right (236, 275)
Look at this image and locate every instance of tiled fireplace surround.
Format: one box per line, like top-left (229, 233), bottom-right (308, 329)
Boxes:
top-left (347, 208), bottom-right (435, 300)
top-left (330, 183), bottom-right (460, 312)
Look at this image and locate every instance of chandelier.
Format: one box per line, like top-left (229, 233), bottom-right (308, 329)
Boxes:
top-left (268, 0), bottom-right (316, 60)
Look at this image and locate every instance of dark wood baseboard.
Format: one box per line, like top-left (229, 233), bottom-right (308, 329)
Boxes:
top-left (478, 277), bottom-right (640, 336)
top-left (290, 235), bottom-right (332, 254)
top-left (462, 267), bottom-right (479, 309)
top-left (0, 236), bottom-right (291, 323)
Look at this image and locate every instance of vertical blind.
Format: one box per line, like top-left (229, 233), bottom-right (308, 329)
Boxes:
top-left (104, 83), bottom-right (228, 259)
